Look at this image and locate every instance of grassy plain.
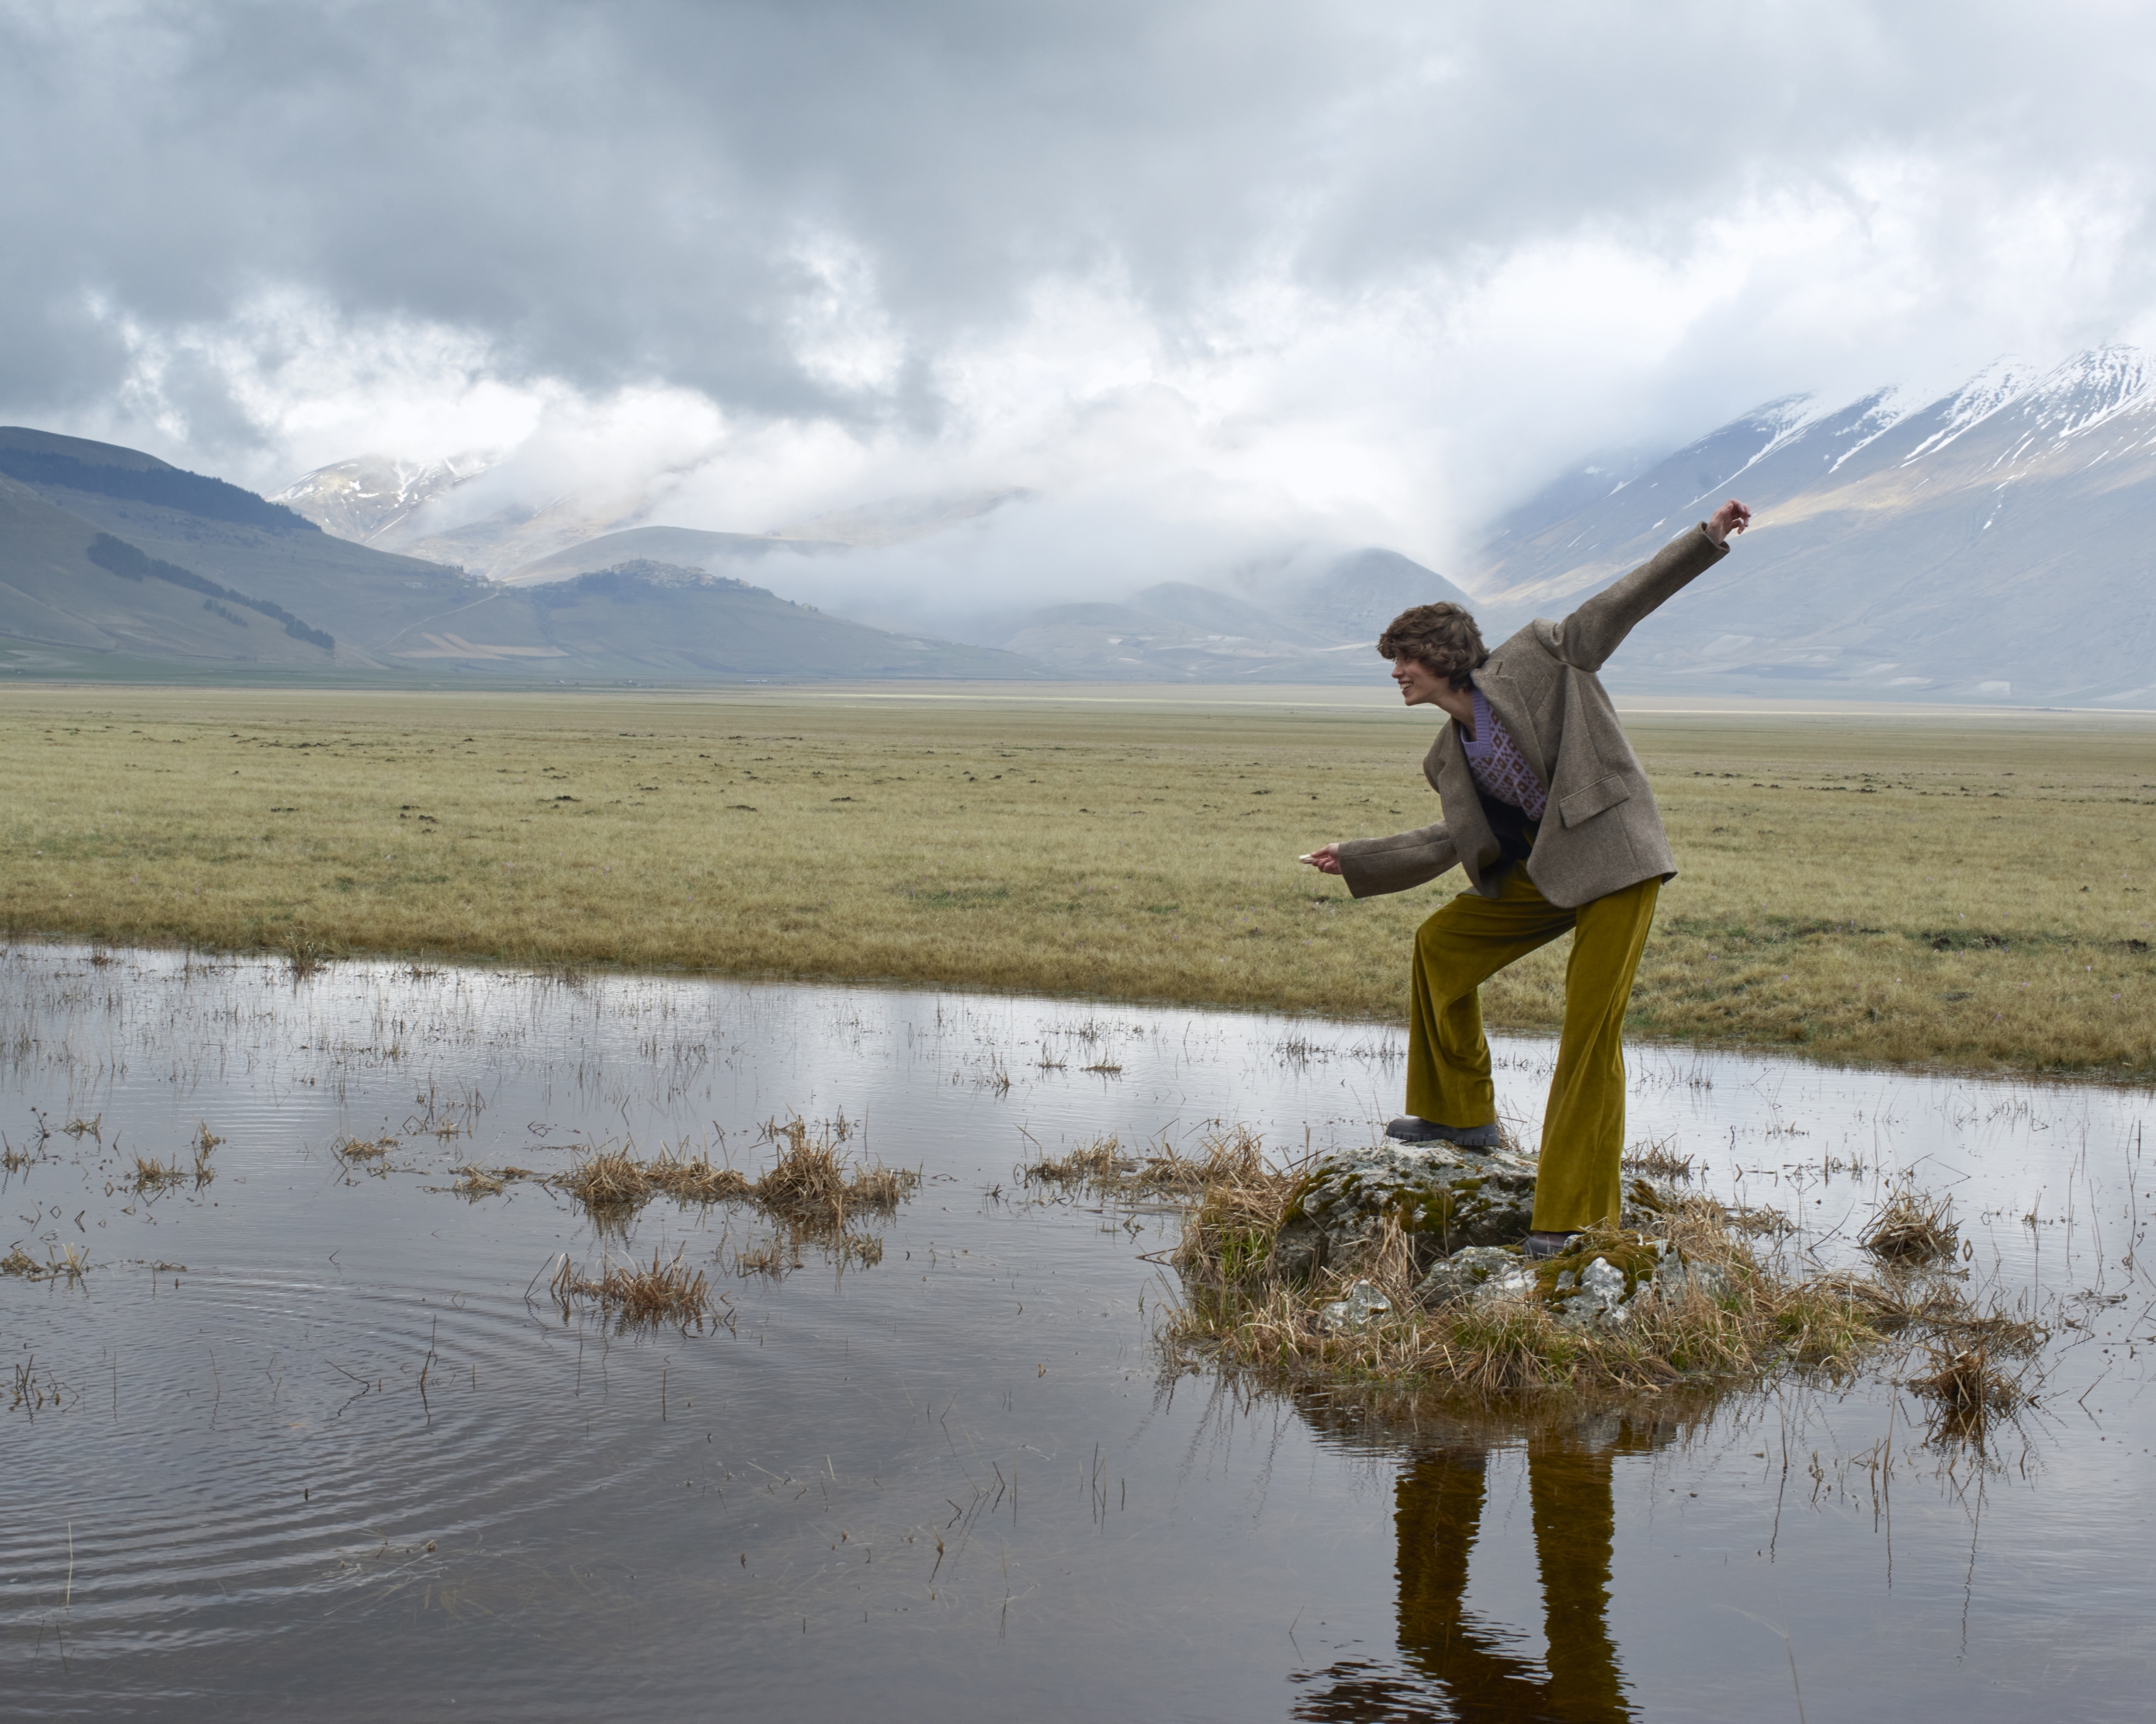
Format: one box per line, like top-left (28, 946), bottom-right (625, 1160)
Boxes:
top-left (1, 684), bottom-right (2151, 1077)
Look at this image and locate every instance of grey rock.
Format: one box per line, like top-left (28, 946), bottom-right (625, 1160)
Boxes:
top-left (1272, 1141), bottom-right (1540, 1284)
top-left (1405, 1233), bottom-right (1724, 1330)
top-left (1547, 1239), bottom-right (1726, 1330)
top-left (1551, 1255), bottom-right (1636, 1328)
top-left (1320, 1278), bottom-right (1392, 1332)
top-left (1414, 1245), bottom-right (1530, 1306)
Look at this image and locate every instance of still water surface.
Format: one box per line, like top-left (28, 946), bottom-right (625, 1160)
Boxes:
top-left (2, 945), bottom-right (2151, 1720)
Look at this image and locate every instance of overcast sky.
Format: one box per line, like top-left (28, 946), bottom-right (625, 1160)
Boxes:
top-left (6, 0), bottom-right (2155, 584)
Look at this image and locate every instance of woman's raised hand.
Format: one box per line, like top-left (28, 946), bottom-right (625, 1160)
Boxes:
top-left (1706, 498), bottom-right (1752, 546)
top-left (1300, 843), bottom-right (1344, 876)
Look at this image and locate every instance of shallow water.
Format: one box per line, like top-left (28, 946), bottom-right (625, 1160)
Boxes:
top-left (2, 944), bottom-right (2151, 1721)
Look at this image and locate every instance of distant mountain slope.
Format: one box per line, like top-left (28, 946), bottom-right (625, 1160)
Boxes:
top-left (974, 547), bottom-right (1473, 681)
top-left (378, 560), bottom-right (1031, 679)
top-left (1470, 347), bottom-right (2156, 703)
top-left (0, 429), bottom-right (1038, 683)
top-left (0, 427), bottom-right (497, 666)
top-left (0, 427), bottom-right (319, 534)
top-left (503, 525), bottom-right (843, 585)
top-left (0, 473), bottom-right (338, 671)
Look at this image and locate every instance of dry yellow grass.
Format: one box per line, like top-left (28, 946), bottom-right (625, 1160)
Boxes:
top-left (1161, 1150), bottom-right (1905, 1401)
top-left (1, 684), bottom-right (2151, 1074)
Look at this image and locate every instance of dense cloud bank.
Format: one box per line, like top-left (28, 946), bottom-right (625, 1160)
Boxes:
top-left (5, 0), bottom-right (2154, 574)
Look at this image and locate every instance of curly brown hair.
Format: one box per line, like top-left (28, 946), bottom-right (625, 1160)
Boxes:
top-left (1376, 602), bottom-right (1486, 690)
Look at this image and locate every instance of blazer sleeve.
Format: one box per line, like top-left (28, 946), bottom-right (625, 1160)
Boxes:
top-left (1537, 524), bottom-right (1729, 672)
top-left (1334, 821), bottom-right (1459, 899)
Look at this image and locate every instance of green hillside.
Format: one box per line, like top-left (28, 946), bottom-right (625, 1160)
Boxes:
top-left (0, 474), bottom-right (340, 673)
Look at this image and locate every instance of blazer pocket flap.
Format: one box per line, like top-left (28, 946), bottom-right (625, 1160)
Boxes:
top-left (1558, 773), bottom-right (1631, 829)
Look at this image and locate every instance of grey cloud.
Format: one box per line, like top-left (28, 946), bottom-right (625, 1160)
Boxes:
top-left (5, 0), bottom-right (2155, 498)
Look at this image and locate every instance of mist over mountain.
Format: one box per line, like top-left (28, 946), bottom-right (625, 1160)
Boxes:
top-left (256, 343), bottom-right (2156, 702)
top-left (12, 338), bottom-right (2155, 699)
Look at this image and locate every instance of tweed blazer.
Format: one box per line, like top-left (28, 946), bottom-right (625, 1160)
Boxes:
top-left (1335, 524), bottom-right (1729, 910)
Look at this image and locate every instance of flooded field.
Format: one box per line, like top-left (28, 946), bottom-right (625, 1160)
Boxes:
top-left (3, 943), bottom-right (2153, 1721)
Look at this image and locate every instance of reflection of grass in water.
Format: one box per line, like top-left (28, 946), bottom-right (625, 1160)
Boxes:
top-left (1157, 1137), bottom-right (2044, 1409)
top-left (1911, 1337), bottom-right (2035, 1449)
top-left (4, 690), bottom-right (2153, 1076)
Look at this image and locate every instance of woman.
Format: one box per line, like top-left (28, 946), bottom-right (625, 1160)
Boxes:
top-left (1304, 500), bottom-right (1752, 1259)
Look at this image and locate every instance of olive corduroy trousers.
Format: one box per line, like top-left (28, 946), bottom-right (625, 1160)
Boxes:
top-left (1403, 865), bottom-right (1659, 1233)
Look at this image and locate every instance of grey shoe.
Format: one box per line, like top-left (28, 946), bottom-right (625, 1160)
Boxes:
top-left (1523, 1230), bottom-right (1584, 1261)
top-left (1385, 1117), bottom-right (1501, 1149)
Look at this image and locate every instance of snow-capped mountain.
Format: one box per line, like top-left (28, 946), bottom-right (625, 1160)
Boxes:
top-left (1471, 346), bottom-right (2156, 704)
top-left (274, 451), bottom-right (497, 545)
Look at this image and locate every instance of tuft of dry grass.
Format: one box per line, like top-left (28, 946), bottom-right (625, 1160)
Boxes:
top-left (1020, 1133), bottom-right (1127, 1187)
top-left (562, 1146), bottom-right (652, 1212)
top-left (1, 1243), bottom-right (87, 1282)
top-left (130, 1153), bottom-right (189, 1192)
top-left (644, 1151), bottom-right (754, 1204)
top-left (1862, 1186), bottom-right (1960, 1263)
top-left (1621, 1136), bottom-right (1694, 1180)
top-left (2, 689), bottom-right (2153, 1078)
top-left (280, 926), bottom-right (334, 976)
top-left (331, 1133), bottom-right (399, 1166)
top-left (533, 1125), bottom-right (916, 1271)
top-left (752, 1116), bottom-right (918, 1221)
top-left (1019, 1123), bottom-right (1273, 1202)
top-left (450, 1163), bottom-right (541, 1198)
top-left (191, 1122), bottom-right (222, 1185)
top-left (549, 1246), bottom-right (717, 1331)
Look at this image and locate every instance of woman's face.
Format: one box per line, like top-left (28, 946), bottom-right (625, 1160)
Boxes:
top-left (1390, 655), bottom-right (1446, 706)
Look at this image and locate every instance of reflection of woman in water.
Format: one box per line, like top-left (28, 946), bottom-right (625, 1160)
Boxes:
top-left (1296, 1418), bottom-right (1672, 1722)
top-left (1303, 502), bottom-right (1752, 1259)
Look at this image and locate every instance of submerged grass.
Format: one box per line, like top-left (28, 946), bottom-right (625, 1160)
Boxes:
top-left (2, 688), bottom-right (2152, 1076)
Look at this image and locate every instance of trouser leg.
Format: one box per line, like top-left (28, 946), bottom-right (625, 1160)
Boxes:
top-left (1404, 870), bottom-right (1573, 1128)
top-left (1530, 876), bottom-right (1659, 1233)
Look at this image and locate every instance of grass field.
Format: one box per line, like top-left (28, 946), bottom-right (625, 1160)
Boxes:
top-left (2, 683), bottom-right (2151, 1077)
